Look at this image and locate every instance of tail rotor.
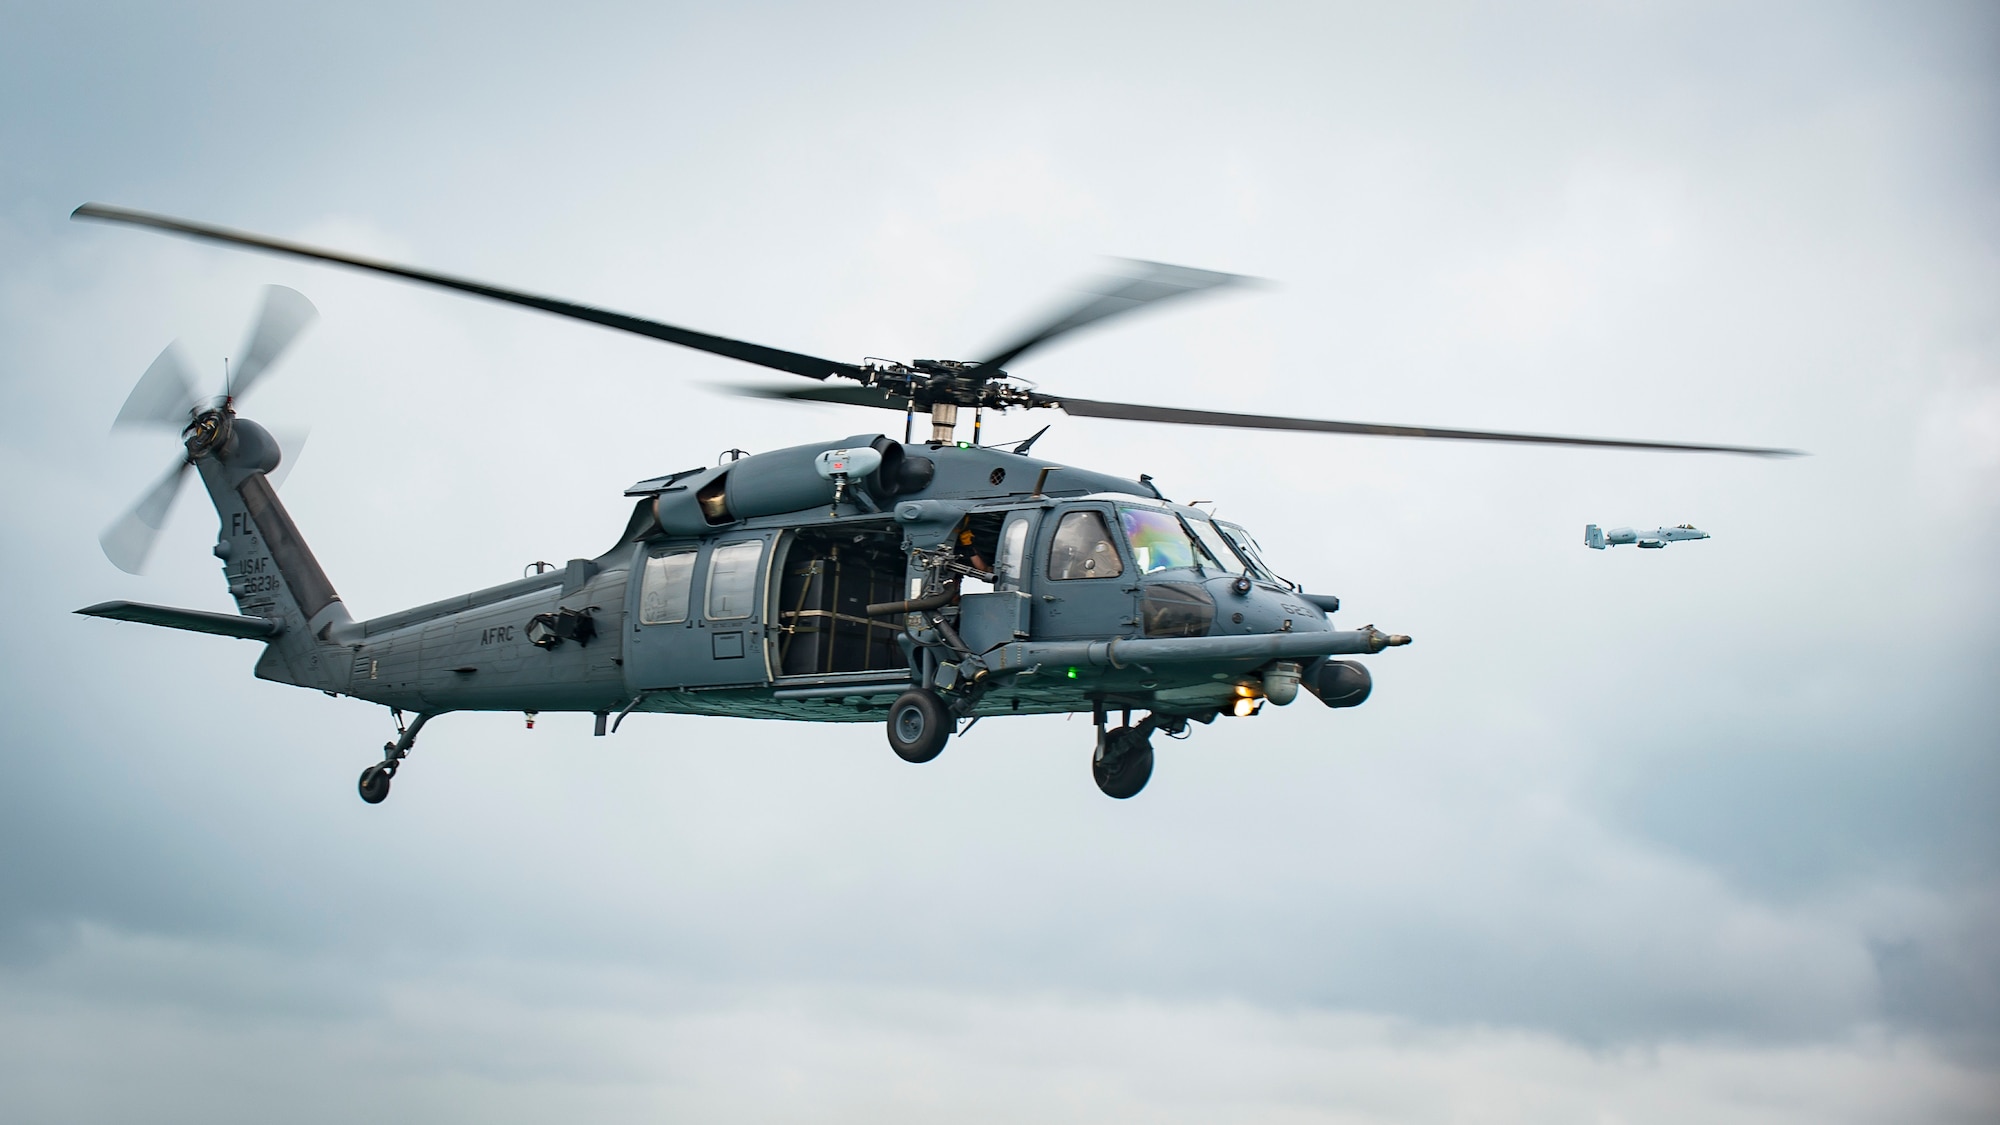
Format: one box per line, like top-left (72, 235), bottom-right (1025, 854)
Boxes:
top-left (98, 285), bottom-right (319, 574)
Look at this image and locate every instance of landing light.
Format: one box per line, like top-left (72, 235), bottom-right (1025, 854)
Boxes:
top-left (1232, 697), bottom-right (1260, 718)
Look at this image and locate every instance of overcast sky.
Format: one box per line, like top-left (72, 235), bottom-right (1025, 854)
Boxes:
top-left (2, 2), bottom-right (1996, 1121)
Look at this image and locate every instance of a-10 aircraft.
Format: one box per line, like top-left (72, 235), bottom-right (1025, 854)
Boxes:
top-left (1585, 524), bottom-right (1711, 549)
top-left (71, 204), bottom-right (1796, 802)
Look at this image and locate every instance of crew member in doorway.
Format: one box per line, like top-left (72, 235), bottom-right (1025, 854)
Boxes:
top-left (956, 526), bottom-right (992, 575)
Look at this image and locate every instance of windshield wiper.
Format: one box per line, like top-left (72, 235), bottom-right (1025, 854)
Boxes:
top-left (1174, 513), bottom-right (1220, 576)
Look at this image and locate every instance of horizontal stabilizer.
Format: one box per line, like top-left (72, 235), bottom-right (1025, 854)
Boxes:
top-left (76, 600), bottom-right (284, 640)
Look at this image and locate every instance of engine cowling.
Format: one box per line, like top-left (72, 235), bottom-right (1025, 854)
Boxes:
top-left (652, 435), bottom-right (925, 534)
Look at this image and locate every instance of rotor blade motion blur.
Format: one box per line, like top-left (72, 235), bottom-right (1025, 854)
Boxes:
top-left (265, 427), bottom-right (310, 491)
top-left (114, 343), bottom-right (200, 429)
top-left (968, 260), bottom-right (1251, 377)
top-left (100, 458), bottom-right (191, 574)
top-left (1049, 397), bottom-right (1804, 456)
top-left (229, 285), bottom-right (318, 400)
top-left (73, 203), bottom-right (869, 383)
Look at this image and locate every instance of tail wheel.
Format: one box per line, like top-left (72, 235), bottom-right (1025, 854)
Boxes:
top-left (357, 764), bottom-right (392, 804)
top-left (887, 690), bottom-right (951, 763)
top-left (1093, 726), bottom-right (1154, 799)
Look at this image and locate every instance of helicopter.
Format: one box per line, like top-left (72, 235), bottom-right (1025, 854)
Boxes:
top-left (70, 203), bottom-right (1800, 802)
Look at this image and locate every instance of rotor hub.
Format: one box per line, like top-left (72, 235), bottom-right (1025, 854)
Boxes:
top-left (185, 406), bottom-right (234, 458)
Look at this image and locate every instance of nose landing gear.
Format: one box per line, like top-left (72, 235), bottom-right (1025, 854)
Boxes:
top-left (358, 710), bottom-right (433, 804)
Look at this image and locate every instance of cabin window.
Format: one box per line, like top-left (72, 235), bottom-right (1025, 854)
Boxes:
top-left (640, 550), bottom-right (697, 624)
top-left (1047, 510), bottom-right (1124, 581)
top-left (706, 540), bottom-right (764, 620)
top-left (1117, 506), bottom-right (1198, 573)
top-left (995, 515), bottom-right (1031, 589)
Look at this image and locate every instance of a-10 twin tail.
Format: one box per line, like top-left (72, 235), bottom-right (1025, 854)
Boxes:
top-left (71, 204), bottom-right (1796, 802)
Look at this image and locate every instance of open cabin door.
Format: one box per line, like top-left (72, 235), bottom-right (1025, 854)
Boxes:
top-left (624, 532), bottom-right (776, 693)
top-left (770, 522), bottom-right (909, 679)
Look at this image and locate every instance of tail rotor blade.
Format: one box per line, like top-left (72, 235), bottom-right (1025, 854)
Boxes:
top-left (228, 285), bottom-right (318, 401)
top-left (264, 427), bottom-right (310, 491)
top-left (99, 458), bottom-right (193, 574)
top-left (114, 343), bottom-right (201, 429)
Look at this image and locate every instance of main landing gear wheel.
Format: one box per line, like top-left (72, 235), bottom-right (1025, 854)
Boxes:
top-left (887, 689), bottom-right (951, 763)
top-left (357, 763), bottom-right (393, 804)
top-left (1093, 726), bottom-right (1154, 799)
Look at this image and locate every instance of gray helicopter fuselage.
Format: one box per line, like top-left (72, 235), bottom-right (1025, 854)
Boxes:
top-left (316, 435), bottom-right (1363, 724)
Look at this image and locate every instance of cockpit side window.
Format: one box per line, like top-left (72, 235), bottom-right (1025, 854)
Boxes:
top-left (1047, 510), bottom-right (1125, 581)
top-left (1117, 506), bottom-right (1198, 574)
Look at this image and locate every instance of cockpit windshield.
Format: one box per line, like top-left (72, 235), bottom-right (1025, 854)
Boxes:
top-left (1183, 517), bottom-right (1245, 575)
top-left (1116, 506), bottom-right (1199, 574)
top-left (1214, 520), bottom-right (1284, 585)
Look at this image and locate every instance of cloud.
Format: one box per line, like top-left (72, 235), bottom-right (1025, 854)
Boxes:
top-left (4, 928), bottom-right (1997, 1124)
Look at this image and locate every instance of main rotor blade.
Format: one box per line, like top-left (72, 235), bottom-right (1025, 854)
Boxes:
top-left (1049, 396), bottom-right (1805, 456)
top-left (967, 260), bottom-right (1251, 378)
top-left (73, 203), bottom-right (869, 383)
top-left (100, 457), bottom-right (192, 574)
top-left (113, 343), bottom-right (200, 429)
top-left (734, 384), bottom-right (907, 410)
top-left (229, 285), bottom-right (318, 401)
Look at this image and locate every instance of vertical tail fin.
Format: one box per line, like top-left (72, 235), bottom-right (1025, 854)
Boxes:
top-left (194, 417), bottom-right (354, 690)
top-left (1584, 524), bottom-right (1606, 550)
